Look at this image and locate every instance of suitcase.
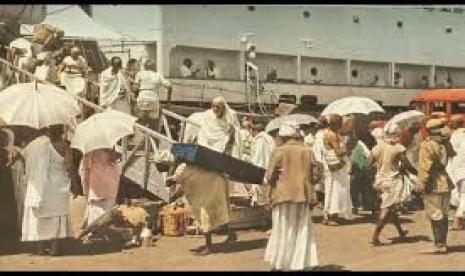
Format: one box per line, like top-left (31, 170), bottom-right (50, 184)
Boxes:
top-left (171, 143), bottom-right (266, 184)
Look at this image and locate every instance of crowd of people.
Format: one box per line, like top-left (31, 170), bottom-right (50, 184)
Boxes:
top-left (162, 94), bottom-right (463, 270)
top-left (1, 35), bottom-right (465, 271)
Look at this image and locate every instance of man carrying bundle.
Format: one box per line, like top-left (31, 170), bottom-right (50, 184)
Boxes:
top-left (169, 96), bottom-right (241, 255)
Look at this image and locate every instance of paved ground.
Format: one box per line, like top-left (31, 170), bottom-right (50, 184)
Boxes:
top-left (2, 207), bottom-right (465, 271)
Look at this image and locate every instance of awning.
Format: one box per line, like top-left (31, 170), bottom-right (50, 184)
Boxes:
top-left (21, 5), bottom-right (126, 41)
top-left (0, 5), bottom-right (46, 25)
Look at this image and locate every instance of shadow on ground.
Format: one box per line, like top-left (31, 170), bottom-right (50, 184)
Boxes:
top-left (311, 264), bottom-right (348, 271)
top-left (446, 245), bottom-right (465, 253)
top-left (62, 239), bottom-right (125, 256)
top-left (211, 238), bottom-right (268, 254)
top-left (389, 235), bottom-right (432, 244)
top-left (312, 214), bottom-right (415, 226)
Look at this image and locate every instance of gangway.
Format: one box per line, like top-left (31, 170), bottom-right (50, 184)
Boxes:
top-left (0, 57), bottom-right (200, 202)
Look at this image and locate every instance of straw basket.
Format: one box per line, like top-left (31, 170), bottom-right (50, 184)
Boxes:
top-left (160, 202), bottom-right (190, 236)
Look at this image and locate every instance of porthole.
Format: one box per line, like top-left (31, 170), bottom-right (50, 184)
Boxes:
top-left (247, 6), bottom-right (255, 12)
top-left (446, 27), bottom-right (453, 33)
top-left (351, 69), bottom-right (358, 78)
top-left (303, 10), bottom-right (311, 18)
top-left (397, 20), bottom-right (403, 28)
top-left (353, 15), bottom-right (360, 24)
top-left (310, 67), bottom-right (318, 76)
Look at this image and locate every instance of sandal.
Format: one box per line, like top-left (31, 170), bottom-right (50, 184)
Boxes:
top-left (193, 246), bottom-right (211, 256)
top-left (370, 239), bottom-right (384, 247)
top-left (327, 220), bottom-right (339, 226)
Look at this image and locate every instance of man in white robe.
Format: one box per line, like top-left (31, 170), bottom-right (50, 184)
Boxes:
top-left (60, 46), bottom-right (88, 97)
top-left (250, 123), bottom-right (276, 206)
top-left (447, 116), bottom-right (465, 230)
top-left (99, 56), bottom-right (129, 109)
top-left (20, 127), bottom-right (74, 256)
top-left (312, 117), bottom-right (329, 209)
top-left (264, 122), bottom-right (319, 271)
top-left (322, 114), bottom-right (353, 225)
top-left (174, 97), bottom-right (241, 255)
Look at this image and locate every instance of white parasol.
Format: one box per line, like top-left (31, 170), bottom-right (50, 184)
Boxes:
top-left (265, 113), bottom-right (318, 133)
top-left (71, 109), bottom-right (137, 154)
top-left (321, 97), bottom-right (385, 116)
top-left (0, 82), bottom-right (80, 129)
top-left (384, 110), bottom-right (425, 132)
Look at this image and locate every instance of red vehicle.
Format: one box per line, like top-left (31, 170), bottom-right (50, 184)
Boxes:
top-left (410, 89), bottom-right (465, 138)
top-left (410, 89), bottom-right (465, 119)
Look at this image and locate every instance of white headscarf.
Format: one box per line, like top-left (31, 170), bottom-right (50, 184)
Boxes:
top-left (383, 123), bottom-right (400, 143)
top-left (278, 121), bottom-right (300, 138)
top-left (196, 96), bottom-right (242, 158)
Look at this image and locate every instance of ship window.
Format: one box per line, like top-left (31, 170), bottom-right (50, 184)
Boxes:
top-left (310, 67), bottom-right (318, 76)
top-left (247, 6), bottom-right (255, 12)
top-left (353, 15), bottom-right (360, 24)
top-left (351, 69), bottom-right (358, 78)
top-left (452, 102), bottom-right (465, 113)
top-left (397, 20), bottom-right (403, 28)
top-left (431, 101), bottom-right (446, 112)
top-left (446, 27), bottom-right (453, 33)
top-left (303, 10), bottom-right (311, 18)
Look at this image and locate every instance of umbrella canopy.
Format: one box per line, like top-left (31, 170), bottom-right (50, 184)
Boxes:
top-left (0, 82), bottom-right (80, 129)
top-left (321, 97), bottom-right (385, 116)
top-left (384, 110), bottom-right (425, 132)
top-left (71, 109), bottom-right (137, 154)
top-left (265, 114), bottom-right (318, 133)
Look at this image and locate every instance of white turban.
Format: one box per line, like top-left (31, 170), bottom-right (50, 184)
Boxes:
top-left (383, 123), bottom-right (400, 143)
top-left (384, 123), bottom-right (400, 137)
top-left (278, 121), bottom-right (300, 137)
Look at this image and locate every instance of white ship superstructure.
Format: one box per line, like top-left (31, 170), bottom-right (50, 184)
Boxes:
top-left (91, 5), bottom-right (465, 108)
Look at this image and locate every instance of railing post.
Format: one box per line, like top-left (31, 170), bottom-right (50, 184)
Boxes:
top-left (162, 114), bottom-right (172, 140)
top-left (143, 133), bottom-right (150, 191)
top-left (245, 64), bottom-right (250, 104)
top-left (200, 84), bottom-right (205, 107)
top-left (179, 121), bottom-right (186, 143)
top-left (121, 136), bottom-right (128, 163)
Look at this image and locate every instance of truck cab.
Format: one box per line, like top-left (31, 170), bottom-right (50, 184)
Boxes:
top-left (410, 89), bottom-right (465, 120)
top-left (409, 89), bottom-right (465, 139)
